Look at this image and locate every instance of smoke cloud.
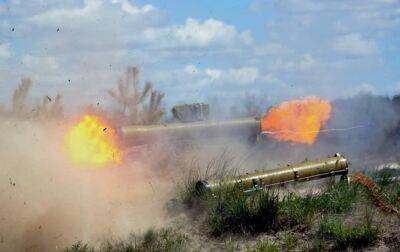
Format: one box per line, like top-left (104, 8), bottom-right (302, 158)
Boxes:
top-left (0, 118), bottom-right (172, 251)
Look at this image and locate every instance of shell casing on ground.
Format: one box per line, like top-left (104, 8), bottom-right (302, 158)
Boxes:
top-left (196, 154), bottom-right (349, 194)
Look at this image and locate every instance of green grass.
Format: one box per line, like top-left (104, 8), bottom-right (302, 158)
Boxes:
top-left (209, 186), bottom-right (279, 236)
top-left (278, 181), bottom-right (368, 227)
top-left (248, 239), bottom-right (279, 252)
top-left (168, 153), bottom-right (236, 213)
top-left (374, 170), bottom-right (400, 208)
top-left (317, 218), bottom-right (379, 250)
top-left (65, 242), bottom-right (94, 252)
top-left (224, 238), bottom-right (240, 252)
top-left (281, 232), bottom-right (298, 250)
top-left (65, 228), bottom-right (188, 252)
top-left (196, 180), bottom-right (371, 236)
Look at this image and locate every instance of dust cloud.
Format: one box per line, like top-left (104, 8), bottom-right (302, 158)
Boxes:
top-left (1, 93), bottom-right (400, 251)
top-left (0, 118), bottom-right (172, 251)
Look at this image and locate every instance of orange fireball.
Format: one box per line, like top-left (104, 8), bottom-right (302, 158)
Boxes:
top-left (65, 115), bottom-right (123, 167)
top-left (261, 97), bottom-right (331, 144)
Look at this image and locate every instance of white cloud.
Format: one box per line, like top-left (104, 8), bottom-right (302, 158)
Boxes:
top-left (375, 0), bottom-right (398, 4)
top-left (30, 0), bottom-right (157, 23)
top-left (356, 83), bottom-right (377, 94)
top-left (204, 69), bottom-right (222, 80)
top-left (221, 67), bottom-right (259, 84)
top-left (254, 43), bottom-right (290, 56)
top-left (300, 53), bottom-right (315, 69)
top-left (0, 0), bottom-right (397, 108)
top-left (184, 64), bottom-right (200, 75)
top-left (0, 43), bottom-right (12, 59)
top-left (112, 0), bottom-right (155, 15)
top-left (268, 53), bottom-right (316, 71)
top-left (22, 54), bottom-right (58, 71)
top-left (185, 65), bottom-right (259, 85)
top-left (333, 34), bottom-right (378, 56)
top-left (29, 0), bottom-right (102, 26)
top-left (262, 73), bottom-right (280, 84)
top-left (143, 18), bottom-right (253, 48)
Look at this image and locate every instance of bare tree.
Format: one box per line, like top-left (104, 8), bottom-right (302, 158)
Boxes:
top-left (49, 94), bottom-right (64, 118)
top-left (143, 88), bottom-right (165, 124)
top-left (243, 92), bottom-right (262, 117)
top-left (109, 66), bottom-right (165, 125)
top-left (33, 94), bottom-right (64, 120)
top-left (10, 77), bottom-right (64, 120)
top-left (12, 78), bottom-right (32, 116)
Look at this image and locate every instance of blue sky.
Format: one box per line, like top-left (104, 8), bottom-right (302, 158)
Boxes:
top-left (0, 0), bottom-right (399, 110)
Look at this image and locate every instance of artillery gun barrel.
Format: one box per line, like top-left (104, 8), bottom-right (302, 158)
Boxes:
top-left (196, 153), bottom-right (349, 194)
top-left (120, 117), bottom-right (260, 145)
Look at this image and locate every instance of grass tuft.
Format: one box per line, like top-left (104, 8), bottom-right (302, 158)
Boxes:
top-left (65, 228), bottom-right (187, 252)
top-left (177, 179), bottom-right (372, 236)
top-left (317, 218), bottom-right (379, 250)
top-left (65, 241), bottom-right (94, 252)
top-left (168, 152), bottom-right (236, 212)
top-left (374, 170), bottom-right (400, 207)
top-left (248, 239), bottom-right (279, 252)
top-left (278, 181), bottom-right (368, 227)
top-left (209, 186), bottom-right (279, 236)
top-left (281, 232), bottom-right (298, 250)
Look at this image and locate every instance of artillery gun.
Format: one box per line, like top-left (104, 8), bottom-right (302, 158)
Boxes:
top-left (120, 103), bottom-right (262, 146)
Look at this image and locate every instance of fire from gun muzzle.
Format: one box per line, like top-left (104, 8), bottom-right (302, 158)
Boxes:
top-left (119, 97), bottom-right (332, 146)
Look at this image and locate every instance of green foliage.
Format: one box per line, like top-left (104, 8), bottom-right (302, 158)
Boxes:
top-left (65, 228), bottom-right (187, 252)
top-left (279, 181), bottom-right (367, 226)
top-left (374, 170), bottom-right (400, 207)
top-left (315, 181), bottom-right (367, 213)
top-left (317, 219), bottom-right (379, 250)
top-left (248, 239), bottom-right (279, 252)
top-left (103, 228), bottom-right (187, 252)
top-left (174, 162), bottom-right (204, 209)
top-left (65, 241), bottom-right (94, 252)
top-left (204, 181), bottom-right (371, 235)
top-left (278, 193), bottom-right (316, 226)
top-left (169, 152), bottom-right (236, 212)
top-left (209, 186), bottom-right (279, 236)
top-left (281, 232), bottom-right (298, 250)
top-left (309, 237), bottom-right (324, 252)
